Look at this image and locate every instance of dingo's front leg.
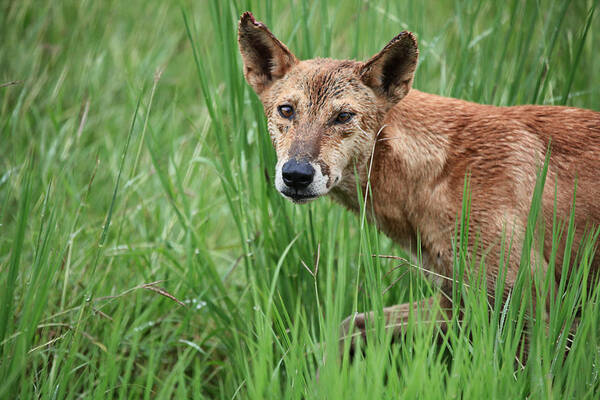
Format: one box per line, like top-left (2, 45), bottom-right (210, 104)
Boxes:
top-left (339, 293), bottom-right (453, 357)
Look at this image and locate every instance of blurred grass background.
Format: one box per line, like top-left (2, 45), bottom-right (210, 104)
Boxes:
top-left (1, 0), bottom-right (599, 398)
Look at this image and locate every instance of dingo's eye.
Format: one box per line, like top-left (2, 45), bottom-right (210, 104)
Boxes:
top-left (278, 105), bottom-right (294, 119)
top-left (335, 112), bottom-right (354, 124)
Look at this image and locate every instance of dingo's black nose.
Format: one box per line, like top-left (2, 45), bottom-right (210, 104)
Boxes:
top-left (282, 159), bottom-right (315, 189)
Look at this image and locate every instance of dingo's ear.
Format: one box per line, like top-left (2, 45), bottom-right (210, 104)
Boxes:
top-left (238, 12), bottom-right (298, 95)
top-left (360, 32), bottom-right (418, 104)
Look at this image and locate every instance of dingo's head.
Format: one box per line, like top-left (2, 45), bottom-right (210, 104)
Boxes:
top-left (238, 12), bottom-right (418, 203)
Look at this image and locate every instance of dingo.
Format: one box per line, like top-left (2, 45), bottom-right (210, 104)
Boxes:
top-left (238, 11), bottom-right (600, 351)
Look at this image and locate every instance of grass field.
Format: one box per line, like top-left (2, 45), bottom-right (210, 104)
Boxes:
top-left (1, 0), bottom-right (600, 398)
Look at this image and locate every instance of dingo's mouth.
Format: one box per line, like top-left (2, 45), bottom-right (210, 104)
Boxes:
top-left (280, 189), bottom-right (320, 204)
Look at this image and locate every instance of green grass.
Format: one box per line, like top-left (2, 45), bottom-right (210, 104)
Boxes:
top-left (1, 0), bottom-right (599, 398)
